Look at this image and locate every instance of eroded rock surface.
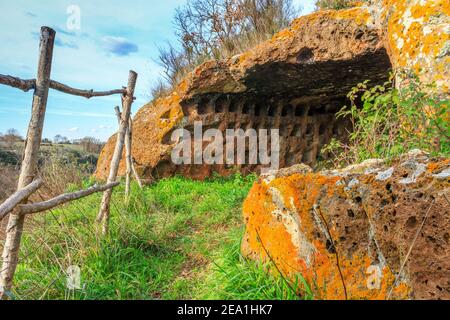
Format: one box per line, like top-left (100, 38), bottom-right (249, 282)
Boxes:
top-left (95, 1), bottom-right (449, 181)
top-left (242, 151), bottom-right (450, 299)
top-left (95, 7), bottom-right (390, 180)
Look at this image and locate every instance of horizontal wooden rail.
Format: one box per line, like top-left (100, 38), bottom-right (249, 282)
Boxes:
top-left (19, 181), bottom-right (120, 215)
top-left (0, 179), bottom-right (43, 221)
top-left (0, 74), bottom-right (127, 98)
top-left (49, 80), bottom-right (126, 98)
top-left (0, 74), bottom-right (35, 92)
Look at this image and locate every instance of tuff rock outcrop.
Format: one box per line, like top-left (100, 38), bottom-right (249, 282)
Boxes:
top-left (95, 1), bottom-right (449, 181)
top-left (96, 0), bottom-right (450, 179)
top-left (95, 6), bottom-right (386, 181)
top-left (242, 151), bottom-right (450, 299)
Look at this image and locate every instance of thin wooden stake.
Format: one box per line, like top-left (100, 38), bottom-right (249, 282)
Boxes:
top-left (124, 117), bottom-right (133, 200)
top-left (131, 157), bottom-right (143, 189)
top-left (97, 71), bottom-right (137, 234)
top-left (129, 117), bottom-right (143, 189)
top-left (113, 107), bottom-right (142, 191)
top-left (0, 26), bottom-right (55, 300)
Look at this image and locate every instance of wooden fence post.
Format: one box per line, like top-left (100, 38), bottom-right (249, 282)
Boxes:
top-left (0, 27), bottom-right (55, 300)
top-left (97, 71), bottom-right (137, 235)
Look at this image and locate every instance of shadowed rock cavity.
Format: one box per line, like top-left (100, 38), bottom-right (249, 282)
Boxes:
top-left (153, 49), bottom-right (392, 179)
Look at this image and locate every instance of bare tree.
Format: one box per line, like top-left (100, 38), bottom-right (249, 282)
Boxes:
top-left (2, 129), bottom-right (23, 149)
top-left (78, 137), bottom-right (104, 154)
top-left (53, 134), bottom-right (69, 144)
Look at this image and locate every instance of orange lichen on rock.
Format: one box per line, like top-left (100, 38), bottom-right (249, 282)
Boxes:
top-left (242, 153), bottom-right (449, 299)
top-left (379, 0), bottom-right (449, 94)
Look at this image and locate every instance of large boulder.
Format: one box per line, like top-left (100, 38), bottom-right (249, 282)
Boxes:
top-left (241, 151), bottom-right (450, 299)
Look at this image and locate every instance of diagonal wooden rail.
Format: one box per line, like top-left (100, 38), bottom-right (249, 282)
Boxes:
top-left (0, 179), bottom-right (43, 221)
top-left (19, 182), bottom-right (120, 215)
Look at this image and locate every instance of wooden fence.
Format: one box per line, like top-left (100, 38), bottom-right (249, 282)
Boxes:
top-left (0, 26), bottom-right (142, 299)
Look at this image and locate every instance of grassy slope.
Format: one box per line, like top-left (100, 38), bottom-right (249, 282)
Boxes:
top-left (10, 174), bottom-right (310, 300)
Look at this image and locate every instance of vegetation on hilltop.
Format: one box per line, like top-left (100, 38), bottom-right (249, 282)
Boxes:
top-left (315, 0), bottom-right (367, 10)
top-left (151, 0), bottom-right (373, 100)
top-left (152, 0), bottom-right (299, 100)
top-left (0, 135), bottom-right (103, 203)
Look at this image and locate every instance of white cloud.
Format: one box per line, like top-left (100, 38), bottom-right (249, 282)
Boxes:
top-left (68, 126), bottom-right (79, 132)
top-left (101, 36), bottom-right (138, 56)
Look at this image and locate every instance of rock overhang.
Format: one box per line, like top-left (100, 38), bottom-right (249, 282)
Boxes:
top-left (94, 2), bottom-right (448, 181)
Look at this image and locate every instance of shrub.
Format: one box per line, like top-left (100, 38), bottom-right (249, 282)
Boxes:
top-left (0, 150), bottom-right (20, 166)
top-left (321, 76), bottom-right (450, 167)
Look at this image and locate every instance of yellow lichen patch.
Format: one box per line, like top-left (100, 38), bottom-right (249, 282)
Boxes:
top-left (427, 159), bottom-right (450, 173)
top-left (333, 7), bottom-right (372, 25)
top-left (382, 0), bottom-right (449, 93)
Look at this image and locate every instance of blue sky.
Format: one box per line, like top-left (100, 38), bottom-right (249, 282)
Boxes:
top-left (0, 0), bottom-right (316, 141)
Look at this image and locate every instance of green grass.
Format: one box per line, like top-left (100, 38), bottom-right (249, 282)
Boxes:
top-left (8, 173), bottom-right (312, 300)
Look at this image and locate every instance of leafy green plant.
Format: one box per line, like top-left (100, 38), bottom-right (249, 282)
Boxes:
top-left (321, 76), bottom-right (449, 167)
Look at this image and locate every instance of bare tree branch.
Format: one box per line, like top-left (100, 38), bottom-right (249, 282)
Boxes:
top-left (19, 182), bottom-right (120, 215)
top-left (0, 179), bottom-right (43, 221)
top-left (0, 74), bottom-right (35, 92)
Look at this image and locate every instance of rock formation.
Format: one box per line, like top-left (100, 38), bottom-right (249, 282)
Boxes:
top-left (92, 1), bottom-right (450, 300)
top-left (95, 8), bottom-right (369, 180)
top-left (95, 1), bottom-right (448, 181)
top-left (96, 2), bottom-right (447, 181)
top-left (95, 1), bottom-right (448, 182)
top-left (242, 151), bottom-right (450, 299)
